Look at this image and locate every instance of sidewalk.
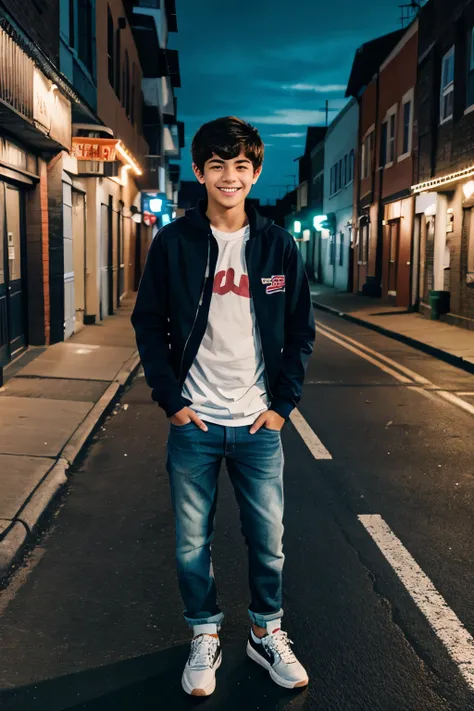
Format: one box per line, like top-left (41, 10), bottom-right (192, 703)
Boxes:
top-left (0, 298), bottom-right (140, 576)
top-left (311, 284), bottom-right (474, 372)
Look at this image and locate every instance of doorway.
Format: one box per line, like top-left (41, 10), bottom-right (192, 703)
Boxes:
top-left (388, 220), bottom-right (400, 296)
top-left (72, 190), bottom-right (86, 332)
top-left (100, 200), bottom-right (114, 321)
top-left (0, 184), bottom-right (26, 366)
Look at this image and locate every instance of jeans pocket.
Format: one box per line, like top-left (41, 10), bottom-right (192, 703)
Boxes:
top-left (170, 421), bottom-right (196, 430)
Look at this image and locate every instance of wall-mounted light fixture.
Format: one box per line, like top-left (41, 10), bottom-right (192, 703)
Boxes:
top-left (463, 180), bottom-right (474, 200)
top-left (130, 205), bottom-right (142, 224)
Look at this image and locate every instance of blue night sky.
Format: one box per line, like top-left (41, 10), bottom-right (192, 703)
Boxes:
top-left (170, 0), bottom-right (407, 204)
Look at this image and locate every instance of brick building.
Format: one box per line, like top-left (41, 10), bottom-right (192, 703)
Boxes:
top-left (413, 0), bottom-right (474, 328)
top-left (0, 0), bottom-right (183, 374)
top-left (346, 29), bottom-right (405, 297)
top-left (0, 0), bottom-right (73, 368)
top-left (378, 20), bottom-right (419, 308)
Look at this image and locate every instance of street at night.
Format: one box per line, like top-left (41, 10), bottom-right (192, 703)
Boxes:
top-left (2, 0), bottom-right (474, 708)
top-left (1, 310), bottom-right (474, 710)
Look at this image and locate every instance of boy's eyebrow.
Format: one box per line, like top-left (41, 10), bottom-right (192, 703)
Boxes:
top-left (207, 157), bottom-right (252, 165)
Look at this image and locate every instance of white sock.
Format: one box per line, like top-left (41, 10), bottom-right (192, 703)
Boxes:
top-left (193, 623), bottom-right (218, 638)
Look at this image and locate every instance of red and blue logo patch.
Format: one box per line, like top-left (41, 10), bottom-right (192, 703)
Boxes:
top-left (261, 275), bottom-right (286, 294)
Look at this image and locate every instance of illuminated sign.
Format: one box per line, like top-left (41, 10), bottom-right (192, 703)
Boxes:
top-left (72, 138), bottom-right (119, 161)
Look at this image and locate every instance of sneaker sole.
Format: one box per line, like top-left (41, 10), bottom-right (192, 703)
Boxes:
top-left (181, 652), bottom-right (222, 697)
top-left (246, 642), bottom-right (309, 689)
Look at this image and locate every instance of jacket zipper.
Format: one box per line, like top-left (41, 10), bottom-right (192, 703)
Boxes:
top-left (179, 238), bottom-right (211, 382)
top-left (245, 240), bottom-right (274, 399)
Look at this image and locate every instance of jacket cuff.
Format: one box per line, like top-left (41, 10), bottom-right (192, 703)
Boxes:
top-left (152, 388), bottom-right (192, 418)
top-left (270, 398), bottom-right (295, 421)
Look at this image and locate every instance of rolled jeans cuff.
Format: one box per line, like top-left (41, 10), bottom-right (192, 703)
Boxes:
top-left (184, 611), bottom-right (224, 629)
top-left (248, 608), bottom-right (284, 628)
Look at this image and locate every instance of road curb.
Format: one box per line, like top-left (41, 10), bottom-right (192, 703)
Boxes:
top-left (0, 351), bottom-right (141, 580)
top-left (312, 299), bottom-right (474, 375)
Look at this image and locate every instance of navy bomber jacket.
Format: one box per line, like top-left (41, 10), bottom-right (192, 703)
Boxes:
top-left (131, 199), bottom-right (316, 421)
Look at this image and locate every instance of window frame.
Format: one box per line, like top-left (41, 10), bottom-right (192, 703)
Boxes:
top-left (123, 50), bottom-right (130, 115)
top-left (131, 63), bottom-right (136, 124)
top-left (115, 27), bottom-right (121, 100)
top-left (440, 46), bottom-right (455, 125)
top-left (399, 88), bottom-right (414, 162)
top-left (383, 104), bottom-right (397, 168)
top-left (107, 6), bottom-right (114, 88)
top-left (466, 28), bottom-right (474, 112)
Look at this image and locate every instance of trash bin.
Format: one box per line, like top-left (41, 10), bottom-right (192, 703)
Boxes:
top-left (429, 290), bottom-right (450, 320)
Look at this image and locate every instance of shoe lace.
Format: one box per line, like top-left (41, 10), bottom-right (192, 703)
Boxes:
top-left (188, 635), bottom-right (218, 670)
top-left (263, 630), bottom-right (297, 664)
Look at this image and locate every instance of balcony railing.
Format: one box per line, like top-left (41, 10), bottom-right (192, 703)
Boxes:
top-left (0, 25), bottom-right (34, 120)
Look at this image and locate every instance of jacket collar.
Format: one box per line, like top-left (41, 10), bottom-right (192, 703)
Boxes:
top-left (184, 199), bottom-right (273, 239)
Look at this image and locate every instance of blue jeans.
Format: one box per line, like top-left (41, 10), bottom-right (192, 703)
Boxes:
top-left (166, 421), bottom-right (285, 630)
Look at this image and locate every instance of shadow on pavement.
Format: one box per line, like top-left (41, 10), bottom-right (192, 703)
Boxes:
top-left (0, 641), bottom-right (309, 711)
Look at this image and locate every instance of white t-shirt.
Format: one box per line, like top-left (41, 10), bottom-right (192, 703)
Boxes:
top-left (182, 224), bottom-right (269, 426)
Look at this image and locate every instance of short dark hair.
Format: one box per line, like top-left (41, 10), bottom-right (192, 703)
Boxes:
top-left (192, 116), bottom-right (264, 173)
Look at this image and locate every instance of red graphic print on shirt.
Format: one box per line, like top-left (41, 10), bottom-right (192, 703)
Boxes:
top-left (213, 268), bottom-right (250, 298)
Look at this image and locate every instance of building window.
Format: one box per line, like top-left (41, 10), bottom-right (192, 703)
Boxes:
top-left (69, 0), bottom-right (75, 48)
top-left (77, 0), bottom-right (94, 73)
top-left (107, 7), bottom-right (114, 87)
top-left (131, 64), bottom-right (136, 124)
top-left (339, 231), bottom-right (344, 266)
top-left (403, 102), bottom-right (411, 153)
top-left (380, 121), bottom-right (387, 166)
top-left (330, 166), bottom-right (335, 195)
top-left (388, 111), bottom-right (396, 163)
top-left (349, 149), bottom-right (354, 182)
top-left (402, 98), bottom-right (412, 156)
top-left (343, 154), bottom-right (348, 186)
top-left (467, 29), bottom-right (474, 109)
top-left (440, 46), bottom-right (455, 124)
top-left (123, 51), bottom-right (130, 115)
top-left (361, 131), bottom-right (374, 179)
top-left (115, 28), bottom-right (121, 100)
top-left (358, 221), bottom-right (369, 264)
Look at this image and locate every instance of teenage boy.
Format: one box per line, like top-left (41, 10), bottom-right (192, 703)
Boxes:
top-left (132, 116), bottom-right (315, 697)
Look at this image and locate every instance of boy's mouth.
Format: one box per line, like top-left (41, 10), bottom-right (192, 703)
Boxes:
top-left (217, 187), bottom-right (241, 194)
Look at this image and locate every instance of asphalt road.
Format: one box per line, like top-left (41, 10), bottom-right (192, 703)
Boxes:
top-left (1, 309), bottom-right (474, 711)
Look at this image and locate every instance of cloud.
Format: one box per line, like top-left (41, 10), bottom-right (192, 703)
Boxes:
top-left (247, 109), bottom-right (328, 125)
top-left (283, 83), bottom-right (346, 92)
top-left (269, 132), bottom-right (306, 138)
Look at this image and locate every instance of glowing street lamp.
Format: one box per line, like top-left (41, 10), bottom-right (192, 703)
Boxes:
top-left (294, 220), bottom-right (302, 234)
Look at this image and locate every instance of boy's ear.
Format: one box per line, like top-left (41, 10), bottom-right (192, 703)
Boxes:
top-left (192, 162), bottom-right (206, 185)
top-left (252, 166), bottom-right (263, 185)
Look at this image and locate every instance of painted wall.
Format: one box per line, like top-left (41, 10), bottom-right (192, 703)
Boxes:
top-left (323, 98), bottom-right (358, 290)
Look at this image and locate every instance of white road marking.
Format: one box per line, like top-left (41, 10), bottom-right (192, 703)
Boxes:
top-left (319, 323), bottom-right (431, 385)
top-left (359, 514), bottom-right (474, 691)
top-left (318, 324), bottom-right (474, 416)
top-left (289, 409), bottom-right (332, 459)
top-left (318, 327), bottom-right (416, 385)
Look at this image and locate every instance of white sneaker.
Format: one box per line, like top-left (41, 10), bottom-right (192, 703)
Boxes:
top-left (182, 633), bottom-right (222, 696)
top-left (247, 624), bottom-right (309, 689)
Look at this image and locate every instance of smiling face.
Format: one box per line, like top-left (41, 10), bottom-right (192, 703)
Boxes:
top-left (192, 151), bottom-right (262, 211)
